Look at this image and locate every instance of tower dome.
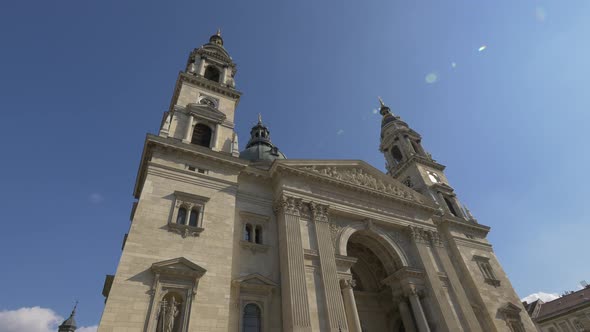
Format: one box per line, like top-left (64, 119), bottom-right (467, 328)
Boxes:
top-left (58, 303), bottom-right (77, 332)
top-left (239, 114), bottom-right (286, 162)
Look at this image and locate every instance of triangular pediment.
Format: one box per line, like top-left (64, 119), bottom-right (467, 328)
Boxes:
top-left (186, 103), bottom-right (227, 123)
top-left (233, 273), bottom-right (278, 287)
top-left (151, 257), bottom-right (206, 278)
top-left (499, 302), bottom-right (522, 315)
top-left (272, 160), bottom-right (435, 208)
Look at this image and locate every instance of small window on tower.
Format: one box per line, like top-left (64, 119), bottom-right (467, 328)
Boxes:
top-left (176, 207), bottom-right (187, 225)
top-left (191, 124), bottom-right (212, 147)
top-left (254, 225), bottom-right (263, 244)
top-left (391, 145), bottom-right (403, 164)
top-left (204, 66), bottom-right (221, 82)
top-left (444, 196), bottom-right (458, 216)
top-left (189, 208), bottom-right (200, 227)
top-left (244, 224), bottom-right (253, 242)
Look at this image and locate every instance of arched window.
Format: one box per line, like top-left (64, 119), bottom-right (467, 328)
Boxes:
top-left (189, 208), bottom-right (199, 227)
top-left (204, 66), bottom-right (221, 82)
top-left (176, 207), bottom-right (187, 225)
top-left (391, 145), bottom-right (403, 164)
top-left (243, 303), bottom-right (261, 332)
top-left (244, 224), bottom-right (253, 242)
top-left (254, 226), bottom-right (262, 244)
top-left (191, 124), bottom-right (212, 147)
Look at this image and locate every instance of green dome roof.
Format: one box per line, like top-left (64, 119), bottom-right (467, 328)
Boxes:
top-left (239, 115), bottom-right (286, 162)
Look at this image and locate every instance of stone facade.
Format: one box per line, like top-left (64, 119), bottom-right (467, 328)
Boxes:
top-left (97, 33), bottom-right (537, 332)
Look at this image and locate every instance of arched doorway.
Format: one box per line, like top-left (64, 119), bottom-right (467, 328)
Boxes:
top-left (344, 230), bottom-right (408, 332)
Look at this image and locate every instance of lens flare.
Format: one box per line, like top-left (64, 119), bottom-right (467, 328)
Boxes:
top-left (535, 6), bottom-right (546, 22)
top-left (425, 72), bottom-right (439, 84)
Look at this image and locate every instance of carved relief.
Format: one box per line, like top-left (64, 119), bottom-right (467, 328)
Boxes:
top-left (300, 166), bottom-right (420, 202)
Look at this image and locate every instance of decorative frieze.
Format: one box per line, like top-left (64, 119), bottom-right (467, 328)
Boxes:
top-left (300, 166), bottom-right (420, 202)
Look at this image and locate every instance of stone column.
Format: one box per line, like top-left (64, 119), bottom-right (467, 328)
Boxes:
top-left (222, 65), bottom-right (229, 85)
top-left (408, 226), bottom-right (461, 332)
top-left (431, 233), bottom-right (482, 331)
top-left (340, 280), bottom-right (361, 332)
top-left (197, 57), bottom-right (206, 76)
top-left (310, 202), bottom-right (348, 331)
top-left (407, 286), bottom-right (430, 332)
top-left (398, 299), bottom-right (417, 332)
top-left (274, 195), bottom-right (312, 332)
top-left (183, 114), bottom-right (193, 143)
top-left (211, 124), bottom-right (220, 150)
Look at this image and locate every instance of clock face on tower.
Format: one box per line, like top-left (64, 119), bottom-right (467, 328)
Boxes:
top-left (427, 171), bottom-right (441, 183)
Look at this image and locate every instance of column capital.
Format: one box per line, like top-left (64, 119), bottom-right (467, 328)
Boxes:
top-left (403, 284), bottom-right (427, 299)
top-left (273, 194), bottom-right (302, 216)
top-left (309, 201), bottom-right (329, 223)
top-left (407, 226), bottom-right (444, 247)
top-left (339, 278), bottom-right (356, 290)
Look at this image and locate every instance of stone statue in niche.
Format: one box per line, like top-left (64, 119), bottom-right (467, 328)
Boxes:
top-left (157, 295), bottom-right (180, 332)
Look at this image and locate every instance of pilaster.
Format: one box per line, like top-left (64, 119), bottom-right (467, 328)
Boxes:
top-left (432, 238), bottom-right (482, 331)
top-left (274, 195), bottom-right (312, 332)
top-left (407, 226), bottom-right (461, 332)
top-left (310, 202), bottom-right (349, 331)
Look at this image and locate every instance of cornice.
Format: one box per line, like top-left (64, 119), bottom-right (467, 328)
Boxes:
top-left (133, 134), bottom-right (247, 198)
top-left (390, 154), bottom-right (446, 178)
top-left (452, 237), bottom-right (493, 251)
top-left (436, 217), bottom-right (491, 236)
top-left (147, 163), bottom-right (238, 192)
top-left (179, 72), bottom-right (242, 99)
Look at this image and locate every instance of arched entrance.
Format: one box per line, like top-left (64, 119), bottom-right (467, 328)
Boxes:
top-left (336, 224), bottom-right (418, 332)
top-left (346, 231), bottom-right (406, 331)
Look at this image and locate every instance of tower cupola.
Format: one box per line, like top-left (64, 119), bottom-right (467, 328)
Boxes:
top-left (58, 303), bottom-right (77, 332)
top-left (239, 114), bottom-right (286, 162)
top-left (378, 98), bottom-right (429, 173)
top-left (185, 29), bottom-right (236, 88)
top-left (209, 29), bottom-right (224, 46)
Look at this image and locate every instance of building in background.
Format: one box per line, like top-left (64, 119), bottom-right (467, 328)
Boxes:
top-left (524, 286), bottom-right (590, 332)
top-left (97, 32), bottom-right (537, 332)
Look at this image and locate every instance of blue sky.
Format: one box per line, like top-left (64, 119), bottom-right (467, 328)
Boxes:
top-left (1, 0), bottom-right (589, 329)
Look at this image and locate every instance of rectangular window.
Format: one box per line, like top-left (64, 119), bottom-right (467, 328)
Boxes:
top-left (473, 255), bottom-right (501, 286)
top-left (186, 164), bottom-right (208, 174)
top-left (167, 191), bottom-right (209, 237)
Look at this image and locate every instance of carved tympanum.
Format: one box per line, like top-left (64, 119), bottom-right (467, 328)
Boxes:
top-left (301, 166), bottom-right (419, 202)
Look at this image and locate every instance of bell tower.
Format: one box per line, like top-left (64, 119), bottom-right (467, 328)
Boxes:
top-left (159, 30), bottom-right (242, 157)
top-left (378, 98), bottom-right (476, 222)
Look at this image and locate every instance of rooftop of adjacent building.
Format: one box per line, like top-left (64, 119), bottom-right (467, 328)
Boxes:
top-left (524, 286), bottom-right (590, 322)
